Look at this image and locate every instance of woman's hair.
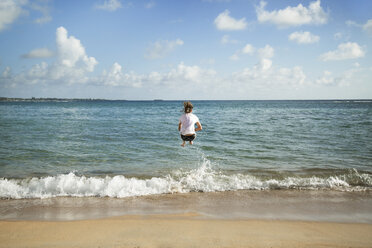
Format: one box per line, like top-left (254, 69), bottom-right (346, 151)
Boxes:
top-left (183, 101), bottom-right (193, 113)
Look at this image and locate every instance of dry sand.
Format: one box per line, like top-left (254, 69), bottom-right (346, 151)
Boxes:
top-left (1, 213), bottom-right (371, 248)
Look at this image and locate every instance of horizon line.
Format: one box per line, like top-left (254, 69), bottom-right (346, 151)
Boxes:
top-left (1, 97), bottom-right (371, 102)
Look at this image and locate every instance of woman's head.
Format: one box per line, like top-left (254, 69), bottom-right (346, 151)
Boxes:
top-left (183, 101), bottom-right (193, 113)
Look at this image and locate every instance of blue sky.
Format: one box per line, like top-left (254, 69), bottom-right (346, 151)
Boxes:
top-left (0, 0), bottom-right (371, 100)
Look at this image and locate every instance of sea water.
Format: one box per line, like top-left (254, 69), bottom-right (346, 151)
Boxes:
top-left (0, 100), bottom-right (371, 199)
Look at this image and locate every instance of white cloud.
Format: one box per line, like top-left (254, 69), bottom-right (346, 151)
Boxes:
top-left (25, 62), bottom-right (49, 83)
top-left (55, 27), bottom-right (98, 73)
top-left (316, 68), bottom-right (362, 87)
top-left (289, 31), bottom-right (320, 44)
top-left (93, 62), bottom-right (217, 90)
top-left (316, 70), bottom-right (335, 86)
top-left (97, 62), bottom-right (142, 87)
top-left (228, 47), bottom-right (313, 92)
top-left (4, 26), bottom-right (98, 85)
top-left (30, 0), bottom-right (52, 24)
top-left (229, 53), bottom-right (240, 61)
top-left (346, 19), bottom-right (372, 35)
top-left (145, 1), bottom-right (155, 9)
top-left (221, 35), bottom-right (238, 44)
top-left (232, 60), bottom-right (306, 88)
top-left (363, 19), bottom-right (372, 34)
top-left (3, 55), bottom-right (364, 99)
top-left (277, 66), bottom-right (306, 86)
top-left (144, 39), bottom-right (184, 60)
top-left (321, 42), bottom-right (365, 61)
top-left (22, 48), bottom-right (54, 58)
top-left (0, 0), bottom-right (52, 32)
top-left (230, 44), bottom-right (271, 61)
top-left (259, 58), bottom-right (272, 71)
top-left (34, 14), bottom-right (51, 24)
top-left (228, 45), bottom-right (303, 90)
top-left (163, 63), bottom-right (217, 85)
top-left (214, 10), bottom-right (247, 31)
top-left (345, 20), bottom-right (360, 27)
top-left (256, 0), bottom-right (328, 28)
top-left (2, 66), bottom-right (11, 78)
top-left (229, 43), bottom-right (255, 60)
top-left (0, 0), bottom-right (27, 32)
top-left (0, 66), bottom-right (16, 88)
top-left (4, 20), bottom-right (367, 99)
top-left (258, 45), bottom-right (274, 59)
top-left (333, 32), bottom-right (351, 41)
top-left (95, 0), bottom-right (122, 11)
top-left (242, 44), bottom-right (255, 54)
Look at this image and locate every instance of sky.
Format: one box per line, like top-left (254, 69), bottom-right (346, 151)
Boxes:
top-left (0, 0), bottom-right (371, 100)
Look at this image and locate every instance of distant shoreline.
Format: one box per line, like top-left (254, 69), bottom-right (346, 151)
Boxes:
top-left (0, 97), bottom-right (122, 102)
top-left (0, 97), bottom-right (371, 102)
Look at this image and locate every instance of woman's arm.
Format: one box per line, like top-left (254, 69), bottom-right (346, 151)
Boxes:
top-left (178, 121), bottom-right (182, 131)
top-left (195, 122), bottom-right (202, 132)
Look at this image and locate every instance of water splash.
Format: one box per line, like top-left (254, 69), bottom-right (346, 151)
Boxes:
top-left (1, 158), bottom-right (371, 199)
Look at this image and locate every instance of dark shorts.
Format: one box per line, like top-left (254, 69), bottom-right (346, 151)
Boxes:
top-left (181, 134), bottom-right (195, 142)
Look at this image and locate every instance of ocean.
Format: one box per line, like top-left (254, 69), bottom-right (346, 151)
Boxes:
top-left (0, 100), bottom-right (371, 199)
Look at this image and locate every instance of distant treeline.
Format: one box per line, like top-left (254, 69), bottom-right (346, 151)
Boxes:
top-left (0, 97), bottom-right (118, 102)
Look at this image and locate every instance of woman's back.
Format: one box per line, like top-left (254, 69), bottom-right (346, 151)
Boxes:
top-left (179, 113), bottom-right (199, 135)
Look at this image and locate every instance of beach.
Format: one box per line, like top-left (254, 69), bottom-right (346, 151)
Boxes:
top-left (1, 190), bottom-right (372, 248)
top-left (1, 215), bottom-right (372, 248)
top-left (1, 100), bottom-right (371, 247)
top-left (1, 0), bottom-right (371, 244)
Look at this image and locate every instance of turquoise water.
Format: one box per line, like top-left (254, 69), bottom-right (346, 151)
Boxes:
top-left (0, 100), bottom-right (371, 198)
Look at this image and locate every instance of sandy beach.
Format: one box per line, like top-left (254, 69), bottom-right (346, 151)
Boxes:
top-left (1, 213), bottom-right (372, 248)
top-left (1, 190), bottom-right (372, 248)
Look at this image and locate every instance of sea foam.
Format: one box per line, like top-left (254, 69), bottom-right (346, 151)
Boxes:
top-left (0, 159), bottom-right (371, 199)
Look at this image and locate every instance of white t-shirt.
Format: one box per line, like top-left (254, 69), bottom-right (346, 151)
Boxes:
top-left (179, 113), bottom-right (200, 135)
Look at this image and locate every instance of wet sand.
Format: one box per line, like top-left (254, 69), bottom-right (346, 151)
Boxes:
top-left (0, 190), bottom-right (371, 248)
top-left (1, 190), bottom-right (371, 222)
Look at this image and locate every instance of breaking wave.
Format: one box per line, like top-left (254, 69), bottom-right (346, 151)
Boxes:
top-left (1, 159), bottom-right (371, 199)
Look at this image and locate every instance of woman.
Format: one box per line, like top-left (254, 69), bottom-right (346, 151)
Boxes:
top-left (178, 101), bottom-right (202, 147)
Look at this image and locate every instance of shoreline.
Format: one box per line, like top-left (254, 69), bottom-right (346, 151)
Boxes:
top-left (1, 189), bottom-right (372, 247)
top-left (1, 214), bottom-right (372, 248)
top-left (1, 189), bottom-right (371, 223)
top-left (1, 97), bottom-right (371, 102)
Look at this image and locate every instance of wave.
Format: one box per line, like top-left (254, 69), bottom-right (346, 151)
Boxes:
top-left (0, 159), bottom-right (371, 199)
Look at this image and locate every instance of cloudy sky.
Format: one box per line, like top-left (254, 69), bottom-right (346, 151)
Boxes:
top-left (0, 0), bottom-right (371, 100)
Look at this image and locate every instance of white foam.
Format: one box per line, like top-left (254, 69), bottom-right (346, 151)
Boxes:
top-left (0, 160), bottom-right (371, 199)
